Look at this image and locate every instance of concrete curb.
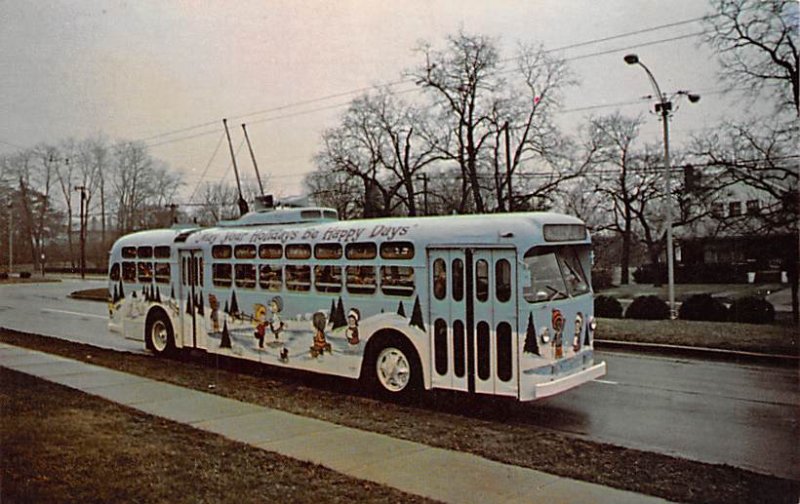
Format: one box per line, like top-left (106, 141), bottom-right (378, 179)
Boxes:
top-left (595, 339), bottom-right (799, 366)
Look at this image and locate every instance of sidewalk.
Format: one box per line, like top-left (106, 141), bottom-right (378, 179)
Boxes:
top-left (0, 343), bottom-right (672, 504)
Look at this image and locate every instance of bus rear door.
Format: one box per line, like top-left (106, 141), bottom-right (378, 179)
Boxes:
top-left (179, 249), bottom-right (204, 350)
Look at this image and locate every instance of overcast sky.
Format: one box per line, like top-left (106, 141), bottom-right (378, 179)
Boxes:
top-left (1, 0), bottom-right (745, 200)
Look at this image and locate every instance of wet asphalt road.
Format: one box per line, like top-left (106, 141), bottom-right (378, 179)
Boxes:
top-left (0, 279), bottom-right (797, 480)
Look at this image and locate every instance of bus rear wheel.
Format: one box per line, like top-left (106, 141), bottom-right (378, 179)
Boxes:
top-left (364, 336), bottom-right (422, 400)
top-left (146, 310), bottom-right (175, 357)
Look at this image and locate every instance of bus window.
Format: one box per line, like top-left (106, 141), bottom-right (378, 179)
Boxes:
top-left (235, 244), bottom-right (257, 259)
top-left (433, 259), bottom-right (446, 300)
top-left (286, 265), bottom-right (311, 291)
top-left (259, 244), bottom-right (282, 259)
top-left (212, 264), bottom-right (232, 287)
top-left (235, 264), bottom-right (256, 288)
top-left (212, 245), bottom-right (232, 259)
top-left (559, 248), bottom-right (590, 297)
top-left (122, 247), bottom-right (136, 259)
top-left (122, 262), bottom-right (136, 282)
top-left (475, 259), bottom-right (489, 302)
top-left (315, 243), bottom-right (342, 260)
top-left (154, 246), bottom-right (171, 259)
top-left (346, 265), bottom-right (376, 294)
top-left (496, 259), bottom-right (511, 303)
top-left (453, 320), bottom-right (465, 378)
top-left (346, 242), bottom-right (376, 260)
top-left (477, 321), bottom-right (491, 380)
top-left (523, 247), bottom-right (573, 303)
top-left (109, 263), bottom-right (120, 281)
top-left (286, 244), bottom-right (311, 260)
top-left (155, 263), bottom-right (170, 283)
top-left (380, 242), bottom-right (414, 260)
top-left (434, 319), bottom-right (448, 375)
top-left (381, 266), bottom-right (414, 296)
top-left (137, 246), bottom-right (153, 259)
top-left (314, 265), bottom-right (342, 293)
top-left (259, 265), bottom-right (282, 291)
top-left (452, 259), bottom-right (463, 302)
top-left (137, 262), bottom-right (153, 282)
top-left (496, 322), bottom-right (513, 382)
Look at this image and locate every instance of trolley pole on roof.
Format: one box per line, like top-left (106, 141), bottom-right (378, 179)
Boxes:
top-left (241, 123), bottom-right (265, 197)
top-left (222, 118), bottom-right (249, 217)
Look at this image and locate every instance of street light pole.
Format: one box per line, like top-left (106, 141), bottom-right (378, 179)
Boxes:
top-left (624, 54), bottom-right (699, 318)
top-left (74, 185), bottom-right (87, 280)
top-left (6, 202), bottom-right (12, 275)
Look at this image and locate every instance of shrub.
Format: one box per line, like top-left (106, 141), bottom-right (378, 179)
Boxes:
top-left (728, 296), bottom-right (775, 324)
top-left (678, 294), bottom-right (728, 322)
top-left (632, 264), bottom-right (667, 285)
top-left (19, 271), bottom-right (32, 279)
top-left (625, 295), bottom-right (670, 320)
top-left (595, 295), bottom-right (623, 318)
top-left (0, 272), bottom-right (8, 280)
top-left (591, 268), bottom-right (614, 291)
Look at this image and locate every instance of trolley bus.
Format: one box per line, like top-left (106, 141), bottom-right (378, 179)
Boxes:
top-left (108, 206), bottom-right (605, 400)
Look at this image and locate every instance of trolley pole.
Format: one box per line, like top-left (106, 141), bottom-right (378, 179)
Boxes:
top-left (6, 202), bottom-right (12, 275)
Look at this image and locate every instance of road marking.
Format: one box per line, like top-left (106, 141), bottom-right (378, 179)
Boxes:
top-left (594, 379), bottom-right (619, 385)
top-left (41, 308), bottom-right (106, 320)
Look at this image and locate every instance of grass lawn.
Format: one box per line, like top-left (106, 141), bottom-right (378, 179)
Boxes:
top-left (1, 329), bottom-right (797, 504)
top-left (596, 318), bottom-right (798, 355)
top-left (0, 368), bottom-right (437, 504)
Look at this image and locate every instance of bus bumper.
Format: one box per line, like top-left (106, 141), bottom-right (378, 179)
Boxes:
top-left (520, 361), bottom-right (606, 401)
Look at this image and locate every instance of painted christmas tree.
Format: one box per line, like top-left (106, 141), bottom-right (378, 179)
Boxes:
top-left (397, 301), bottom-right (406, 318)
top-left (186, 291), bottom-right (193, 314)
top-left (224, 300), bottom-right (229, 314)
top-left (523, 312), bottom-right (540, 355)
top-left (329, 299), bottom-right (337, 320)
top-left (409, 296), bottom-right (425, 332)
top-left (170, 286), bottom-right (175, 300)
top-left (331, 297), bottom-right (347, 330)
top-left (220, 320), bottom-right (232, 348)
top-left (155, 287), bottom-right (162, 304)
top-left (229, 290), bottom-right (239, 316)
top-left (118, 280), bottom-right (125, 300)
top-left (112, 285), bottom-right (119, 304)
top-left (583, 322), bottom-right (591, 346)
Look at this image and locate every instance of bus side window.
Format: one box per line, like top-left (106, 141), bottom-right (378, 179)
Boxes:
top-left (381, 266), bottom-right (414, 296)
top-left (259, 265), bottom-right (283, 291)
top-left (155, 263), bottom-right (170, 283)
top-left (212, 264), bottom-right (232, 287)
top-left (109, 263), bottom-right (120, 281)
top-left (346, 265), bottom-right (376, 294)
top-left (452, 259), bottom-right (463, 302)
top-left (315, 265), bottom-right (342, 293)
top-left (122, 262), bottom-right (136, 282)
top-left (235, 264), bottom-right (256, 289)
top-left (433, 259), bottom-right (446, 300)
top-left (286, 265), bottom-right (311, 291)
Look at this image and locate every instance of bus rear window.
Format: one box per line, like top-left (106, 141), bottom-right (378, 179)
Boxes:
top-left (122, 262), bottom-right (136, 282)
top-left (109, 263), bottom-right (120, 281)
top-left (154, 246), bottom-right (171, 259)
top-left (523, 245), bottom-right (589, 303)
top-left (137, 246), bottom-right (153, 258)
top-left (122, 247), bottom-right (136, 259)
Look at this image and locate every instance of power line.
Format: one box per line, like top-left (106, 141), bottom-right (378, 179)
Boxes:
top-left (187, 132), bottom-right (225, 204)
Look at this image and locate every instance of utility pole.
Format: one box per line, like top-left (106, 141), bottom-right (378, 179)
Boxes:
top-left (6, 202), bottom-right (12, 275)
top-left (416, 173), bottom-right (429, 216)
top-left (74, 185), bottom-right (87, 279)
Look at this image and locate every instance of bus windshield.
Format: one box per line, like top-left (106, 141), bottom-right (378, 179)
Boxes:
top-left (523, 245), bottom-right (590, 303)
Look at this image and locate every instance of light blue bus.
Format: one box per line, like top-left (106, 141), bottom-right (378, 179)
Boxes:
top-left (108, 206), bottom-right (605, 400)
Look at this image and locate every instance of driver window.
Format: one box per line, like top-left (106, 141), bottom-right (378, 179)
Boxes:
top-left (523, 252), bottom-right (568, 303)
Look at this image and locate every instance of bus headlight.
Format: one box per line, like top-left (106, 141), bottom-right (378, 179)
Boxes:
top-left (539, 326), bottom-right (550, 343)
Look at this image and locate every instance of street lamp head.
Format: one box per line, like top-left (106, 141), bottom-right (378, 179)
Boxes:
top-left (624, 54), bottom-right (639, 65)
top-left (687, 93), bottom-right (700, 103)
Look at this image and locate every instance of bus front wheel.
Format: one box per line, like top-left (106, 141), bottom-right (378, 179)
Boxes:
top-left (363, 335), bottom-right (422, 400)
top-left (146, 310), bottom-right (175, 357)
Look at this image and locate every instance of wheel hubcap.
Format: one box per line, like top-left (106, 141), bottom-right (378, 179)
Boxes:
top-left (151, 321), bottom-right (168, 352)
top-left (376, 347), bottom-right (410, 392)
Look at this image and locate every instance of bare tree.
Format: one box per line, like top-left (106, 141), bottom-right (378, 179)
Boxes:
top-left (704, 0), bottom-right (798, 115)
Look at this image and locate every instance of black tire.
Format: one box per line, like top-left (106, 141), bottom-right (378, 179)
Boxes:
top-left (362, 334), bottom-right (422, 401)
top-left (145, 310), bottom-right (175, 357)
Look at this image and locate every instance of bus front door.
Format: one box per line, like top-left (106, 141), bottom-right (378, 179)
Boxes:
top-left (429, 248), bottom-right (518, 396)
top-left (179, 250), bottom-right (204, 350)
